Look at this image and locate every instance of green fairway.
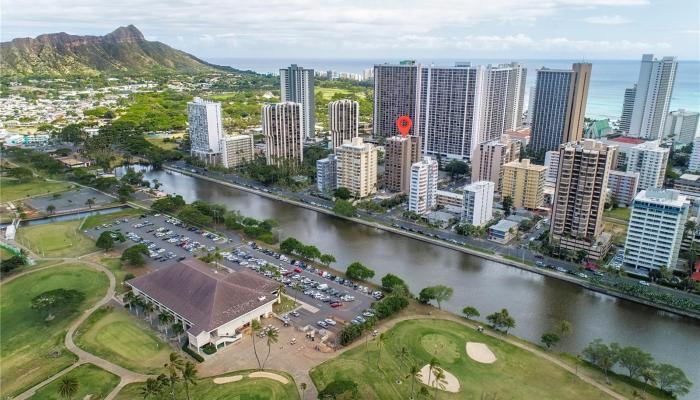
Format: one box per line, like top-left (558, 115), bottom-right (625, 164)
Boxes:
top-left (0, 263), bottom-right (109, 398)
top-left (0, 177), bottom-right (74, 203)
top-left (100, 257), bottom-right (133, 294)
top-left (16, 220), bottom-right (95, 257)
top-left (74, 306), bottom-right (171, 374)
top-left (310, 319), bottom-right (622, 400)
top-left (30, 363), bottom-right (119, 400)
top-left (115, 370), bottom-right (300, 400)
top-left (82, 207), bottom-right (143, 230)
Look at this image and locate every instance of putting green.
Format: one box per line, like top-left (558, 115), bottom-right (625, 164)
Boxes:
top-left (16, 220), bottom-right (95, 257)
top-left (74, 307), bottom-right (171, 374)
top-left (420, 333), bottom-right (461, 364)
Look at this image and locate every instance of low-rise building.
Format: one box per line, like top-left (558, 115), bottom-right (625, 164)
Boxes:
top-left (220, 134), bottom-right (254, 168)
top-left (608, 170), bottom-right (640, 206)
top-left (436, 190), bottom-right (464, 213)
top-left (673, 173), bottom-right (700, 201)
top-left (664, 109), bottom-right (699, 146)
top-left (462, 181), bottom-right (495, 226)
top-left (127, 259), bottom-right (279, 354)
top-left (488, 219), bottom-right (519, 244)
top-left (56, 156), bottom-right (92, 169)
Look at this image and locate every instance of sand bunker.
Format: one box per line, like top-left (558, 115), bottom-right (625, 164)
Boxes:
top-left (249, 371), bottom-right (289, 384)
top-left (213, 375), bottom-right (243, 384)
top-left (466, 342), bottom-right (497, 364)
top-left (418, 365), bottom-right (460, 393)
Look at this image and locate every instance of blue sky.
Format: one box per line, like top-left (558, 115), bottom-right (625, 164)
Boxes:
top-left (2, 0), bottom-right (699, 60)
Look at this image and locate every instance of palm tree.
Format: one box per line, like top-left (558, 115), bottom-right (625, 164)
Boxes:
top-left (124, 292), bottom-right (136, 313)
top-left (250, 319), bottom-right (262, 369)
top-left (300, 382), bottom-right (307, 400)
top-left (46, 204), bottom-right (56, 215)
top-left (397, 346), bottom-right (409, 370)
top-left (165, 353), bottom-right (184, 400)
top-left (426, 357), bottom-right (439, 389)
top-left (172, 323), bottom-right (185, 344)
top-left (143, 302), bottom-right (155, 325)
top-left (262, 328), bottom-right (279, 369)
top-left (140, 377), bottom-right (163, 399)
top-left (277, 283), bottom-right (286, 305)
top-left (640, 367), bottom-right (657, 397)
top-left (85, 198), bottom-right (95, 209)
top-left (181, 361), bottom-right (198, 400)
top-left (377, 332), bottom-right (386, 368)
top-left (159, 312), bottom-right (174, 336)
top-left (58, 376), bottom-right (79, 399)
top-left (408, 364), bottom-right (421, 400)
top-left (432, 368), bottom-right (447, 400)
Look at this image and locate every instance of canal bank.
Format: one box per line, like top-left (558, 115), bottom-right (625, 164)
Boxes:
top-left (163, 165), bottom-right (700, 320)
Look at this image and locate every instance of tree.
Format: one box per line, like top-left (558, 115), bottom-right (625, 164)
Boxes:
top-left (320, 253), bottom-right (336, 267)
top-left (121, 244), bottom-right (149, 266)
top-left (333, 199), bottom-right (356, 217)
top-left (443, 159), bottom-right (469, 179)
top-left (143, 302), bottom-right (155, 325)
top-left (58, 376), bottom-right (79, 399)
top-left (556, 320), bottom-right (573, 337)
top-left (617, 346), bottom-right (654, 379)
top-left (117, 183), bottom-right (135, 202)
top-left (640, 367), bottom-right (657, 397)
top-left (250, 319), bottom-right (262, 369)
top-left (502, 196), bottom-right (514, 217)
top-left (334, 187), bottom-right (352, 200)
top-left (172, 323), bottom-right (185, 344)
top-left (8, 166), bottom-right (34, 183)
top-left (486, 309), bottom-right (516, 334)
top-left (140, 377), bottom-right (164, 399)
top-left (409, 364), bottom-right (421, 400)
top-left (418, 285), bottom-right (453, 309)
top-left (346, 262), bottom-right (375, 280)
top-left (300, 382), bottom-right (307, 399)
top-left (540, 332), bottom-right (560, 349)
top-left (31, 288), bottom-right (85, 321)
top-left (655, 363), bottom-right (692, 397)
top-left (280, 237), bottom-right (302, 254)
top-left (381, 273), bottom-right (409, 293)
top-left (46, 204), bottom-right (56, 215)
top-left (581, 339), bottom-right (619, 384)
top-left (165, 352), bottom-right (183, 400)
top-left (432, 367), bottom-right (448, 400)
top-left (462, 306), bottom-right (480, 320)
top-left (85, 197), bottom-right (95, 209)
top-left (96, 231), bottom-right (115, 251)
top-left (181, 361), bottom-right (198, 400)
top-left (377, 332), bottom-right (386, 368)
top-left (158, 312), bottom-right (174, 335)
top-left (319, 379), bottom-right (359, 399)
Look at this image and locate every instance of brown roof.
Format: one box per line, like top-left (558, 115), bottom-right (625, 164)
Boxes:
top-left (127, 259), bottom-right (278, 334)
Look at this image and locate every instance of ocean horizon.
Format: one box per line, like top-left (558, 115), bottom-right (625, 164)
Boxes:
top-left (208, 57), bottom-right (700, 121)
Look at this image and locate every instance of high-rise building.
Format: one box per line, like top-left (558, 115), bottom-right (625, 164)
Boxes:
top-left (504, 63), bottom-right (527, 131)
top-left (417, 63), bottom-right (484, 159)
top-left (689, 137), bottom-right (700, 173)
top-left (544, 150), bottom-right (560, 186)
top-left (336, 137), bottom-right (377, 198)
top-left (664, 109), bottom-right (699, 145)
top-left (526, 85), bottom-right (536, 125)
top-left (530, 63), bottom-right (592, 153)
top-left (608, 170), bottom-right (640, 206)
top-left (623, 188), bottom-right (689, 271)
top-left (501, 159), bottom-right (547, 210)
top-left (550, 140), bottom-right (615, 260)
top-left (626, 55), bottom-right (678, 140)
top-left (471, 136), bottom-right (521, 191)
top-left (262, 102), bottom-right (303, 166)
top-left (373, 61), bottom-right (420, 138)
top-left (462, 181), bottom-right (495, 226)
top-left (408, 156), bottom-right (439, 214)
top-left (316, 155), bottom-right (337, 192)
top-left (220, 134), bottom-right (254, 168)
top-left (384, 135), bottom-right (422, 193)
top-left (280, 64), bottom-right (315, 138)
top-left (619, 85), bottom-right (637, 134)
top-left (188, 97), bottom-right (224, 165)
top-left (626, 140), bottom-right (669, 191)
top-left (328, 99), bottom-right (359, 150)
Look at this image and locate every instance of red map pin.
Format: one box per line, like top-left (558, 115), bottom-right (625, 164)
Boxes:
top-left (396, 115), bottom-right (412, 137)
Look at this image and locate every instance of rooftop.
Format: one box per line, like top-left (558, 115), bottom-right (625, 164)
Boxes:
top-left (127, 259), bottom-right (278, 335)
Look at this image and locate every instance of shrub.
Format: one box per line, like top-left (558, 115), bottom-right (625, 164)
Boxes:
top-left (319, 379), bottom-right (358, 399)
top-left (182, 341), bottom-right (205, 362)
top-left (201, 343), bottom-right (217, 355)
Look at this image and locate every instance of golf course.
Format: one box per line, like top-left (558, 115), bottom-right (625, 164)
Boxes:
top-left (30, 363), bottom-right (120, 400)
top-left (16, 220), bottom-right (96, 258)
top-left (0, 263), bottom-right (109, 398)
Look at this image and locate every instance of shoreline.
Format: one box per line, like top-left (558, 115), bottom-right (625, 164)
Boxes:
top-left (163, 164), bottom-right (700, 320)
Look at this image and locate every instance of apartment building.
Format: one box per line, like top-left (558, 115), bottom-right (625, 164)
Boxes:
top-left (262, 102), bottom-right (303, 166)
top-left (188, 97), bottom-right (223, 165)
top-left (329, 99), bottom-right (359, 150)
top-left (462, 181), bottom-right (495, 226)
top-left (471, 136), bottom-right (521, 191)
top-left (626, 140), bottom-right (669, 191)
top-left (384, 135), bottom-right (422, 193)
top-left (608, 170), bottom-right (640, 206)
top-left (408, 156), bottom-right (439, 214)
top-left (220, 134), bottom-right (254, 168)
top-left (625, 55), bottom-right (678, 139)
top-left (336, 137), bottom-right (377, 198)
top-left (501, 159), bottom-right (547, 210)
top-left (316, 154), bottom-right (337, 193)
top-left (280, 64), bottom-right (315, 138)
top-left (373, 61), bottom-right (420, 138)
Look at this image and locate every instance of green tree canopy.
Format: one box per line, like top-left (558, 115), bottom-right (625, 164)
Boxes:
top-left (333, 199), bottom-right (356, 217)
top-left (540, 332), bottom-right (560, 349)
top-left (121, 244), bottom-right (149, 266)
top-left (96, 231), bottom-right (115, 251)
top-left (346, 262), bottom-right (375, 281)
top-left (334, 187), bottom-right (352, 200)
top-left (380, 273), bottom-right (409, 293)
top-left (31, 288), bottom-right (85, 320)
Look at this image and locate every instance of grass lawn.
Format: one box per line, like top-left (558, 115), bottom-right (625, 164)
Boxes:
top-left (82, 208), bottom-right (143, 230)
top-left (0, 263), bottom-right (109, 398)
top-left (316, 87), bottom-right (352, 98)
top-left (74, 306), bottom-right (171, 374)
top-left (0, 177), bottom-right (74, 203)
top-left (310, 319), bottom-right (622, 400)
top-left (146, 137), bottom-right (179, 150)
top-left (30, 363), bottom-right (119, 400)
top-left (603, 220), bottom-right (628, 245)
top-left (16, 220), bottom-right (95, 257)
top-left (273, 294), bottom-right (298, 315)
top-left (0, 246), bottom-right (16, 260)
top-left (604, 207), bottom-right (632, 222)
top-left (115, 370), bottom-right (300, 400)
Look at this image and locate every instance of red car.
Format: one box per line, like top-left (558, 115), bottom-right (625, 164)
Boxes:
top-left (330, 302), bottom-right (342, 308)
top-left (294, 267), bottom-right (302, 273)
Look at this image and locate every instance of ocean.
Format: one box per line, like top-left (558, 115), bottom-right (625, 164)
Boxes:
top-left (207, 57), bottom-right (700, 121)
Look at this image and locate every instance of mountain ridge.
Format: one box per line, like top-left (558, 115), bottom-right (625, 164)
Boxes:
top-left (1, 25), bottom-right (228, 77)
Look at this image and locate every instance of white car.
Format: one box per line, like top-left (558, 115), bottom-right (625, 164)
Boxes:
top-left (639, 280), bottom-right (650, 286)
top-left (324, 318), bottom-right (336, 326)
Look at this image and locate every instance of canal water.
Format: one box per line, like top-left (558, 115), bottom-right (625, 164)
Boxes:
top-left (127, 166), bottom-right (700, 396)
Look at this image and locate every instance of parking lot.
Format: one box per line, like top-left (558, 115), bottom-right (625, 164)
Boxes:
top-left (85, 212), bottom-right (378, 337)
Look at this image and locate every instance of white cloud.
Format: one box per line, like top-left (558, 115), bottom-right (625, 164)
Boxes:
top-left (583, 15), bottom-right (632, 25)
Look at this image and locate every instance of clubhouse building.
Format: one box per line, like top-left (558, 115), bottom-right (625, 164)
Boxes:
top-left (127, 259), bottom-right (279, 353)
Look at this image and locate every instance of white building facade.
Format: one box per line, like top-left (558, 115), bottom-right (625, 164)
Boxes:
top-left (316, 155), bottom-right (337, 192)
top-left (262, 102), bottom-right (304, 166)
top-left (280, 64), bottom-right (315, 138)
top-left (329, 99), bottom-right (359, 150)
top-left (462, 181), bottom-right (495, 226)
top-left (626, 140), bottom-right (669, 191)
top-left (408, 156), bottom-right (439, 215)
top-left (188, 97), bottom-right (224, 164)
top-left (689, 137), bottom-right (700, 173)
top-left (220, 134), bottom-right (254, 168)
top-left (626, 55), bottom-right (678, 140)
